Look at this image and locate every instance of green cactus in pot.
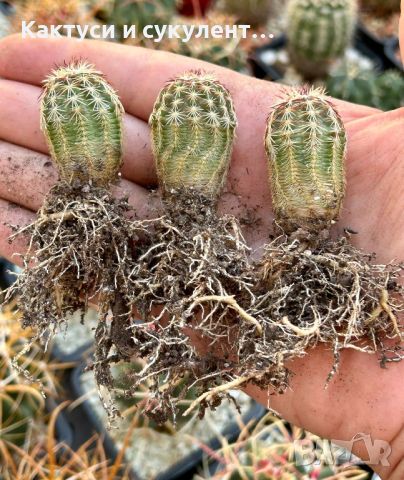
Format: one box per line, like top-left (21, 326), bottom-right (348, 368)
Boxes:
top-left (286, 0), bottom-right (358, 79)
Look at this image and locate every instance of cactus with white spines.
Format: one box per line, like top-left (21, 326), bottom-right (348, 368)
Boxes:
top-left (149, 72), bottom-right (237, 200)
top-left (41, 61), bottom-right (124, 187)
top-left (9, 61), bottom-right (140, 420)
top-left (286, 0), bottom-right (358, 79)
top-left (265, 87), bottom-right (347, 233)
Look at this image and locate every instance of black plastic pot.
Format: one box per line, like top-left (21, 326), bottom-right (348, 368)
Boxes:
top-left (67, 361), bottom-right (266, 480)
top-left (249, 24), bottom-right (398, 81)
top-left (384, 37), bottom-right (403, 71)
top-left (0, 1), bottom-right (13, 16)
top-left (0, 258), bottom-right (16, 290)
top-left (45, 396), bottom-right (75, 448)
top-left (248, 35), bottom-right (286, 81)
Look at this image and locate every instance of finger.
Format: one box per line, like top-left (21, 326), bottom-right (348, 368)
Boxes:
top-left (0, 199), bottom-right (34, 266)
top-left (0, 35), bottom-right (377, 123)
top-left (0, 78), bottom-right (156, 186)
top-left (0, 140), bottom-right (158, 220)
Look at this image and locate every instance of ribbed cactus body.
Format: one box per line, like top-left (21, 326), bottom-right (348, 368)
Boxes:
top-left (287, 0), bottom-right (357, 78)
top-left (149, 72), bottom-right (237, 199)
top-left (265, 88), bottom-right (346, 233)
top-left (40, 61), bottom-right (124, 187)
top-left (326, 67), bottom-right (404, 111)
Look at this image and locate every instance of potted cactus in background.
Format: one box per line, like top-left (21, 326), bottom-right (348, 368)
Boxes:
top-left (145, 13), bottom-right (248, 71)
top-left (10, 0), bottom-right (97, 36)
top-left (98, 0), bottom-right (176, 41)
top-left (286, 0), bottom-right (358, 79)
top-left (177, 0), bottom-right (212, 17)
top-left (0, 0), bottom-right (12, 37)
top-left (326, 66), bottom-right (404, 110)
top-left (0, 301), bottom-right (74, 470)
top-left (195, 413), bottom-right (372, 479)
top-left (67, 356), bottom-right (263, 480)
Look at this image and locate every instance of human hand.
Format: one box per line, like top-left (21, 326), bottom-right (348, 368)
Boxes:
top-left (0, 26), bottom-right (402, 479)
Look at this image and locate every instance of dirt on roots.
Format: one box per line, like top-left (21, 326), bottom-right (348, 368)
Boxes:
top-left (121, 196), bottom-right (403, 420)
top-left (6, 185), bottom-right (404, 423)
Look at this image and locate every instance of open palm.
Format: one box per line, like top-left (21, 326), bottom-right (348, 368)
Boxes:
top-left (0, 30), bottom-right (402, 478)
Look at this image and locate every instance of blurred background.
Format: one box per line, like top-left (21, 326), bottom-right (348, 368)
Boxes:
top-left (0, 0), bottom-right (402, 478)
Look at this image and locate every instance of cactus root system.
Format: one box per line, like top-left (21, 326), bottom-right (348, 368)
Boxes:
top-left (7, 182), bottom-right (143, 365)
top-left (253, 229), bottom-right (403, 381)
top-left (107, 189), bottom-right (273, 423)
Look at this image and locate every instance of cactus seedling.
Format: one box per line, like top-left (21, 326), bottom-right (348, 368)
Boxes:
top-left (7, 62), bottom-right (141, 413)
top-left (150, 72), bottom-right (237, 199)
top-left (265, 87), bottom-right (346, 234)
top-left (286, 0), bottom-right (358, 79)
top-left (185, 88), bottom-right (403, 415)
top-left (40, 62), bottom-right (123, 186)
top-left (252, 87), bottom-right (403, 383)
top-left (121, 72), bottom-right (266, 421)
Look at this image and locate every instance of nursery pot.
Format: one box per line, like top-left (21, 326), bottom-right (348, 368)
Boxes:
top-left (66, 359), bottom-right (266, 480)
top-left (384, 37), bottom-right (403, 71)
top-left (249, 24), bottom-right (397, 82)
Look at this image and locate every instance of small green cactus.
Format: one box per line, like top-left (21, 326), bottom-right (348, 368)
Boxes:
top-left (40, 61), bottom-right (124, 187)
top-left (286, 0), bottom-right (358, 79)
top-left (265, 87), bottom-right (347, 233)
top-left (375, 71), bottom-right (404, 110)
top-left (326, 66), bottom-right (404, 111)
top-left (149, 72), bottom-right (237, 199)
top-left (105, 0), bottom-right (176, 40)
top-left (220, 0), bottom-right (275, 27)
top-left (158, 15), bottom-right (247, 72)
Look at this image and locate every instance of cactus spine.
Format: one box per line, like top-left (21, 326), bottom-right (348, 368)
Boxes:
top-left (40, 61), bottom-right (124, 187)
top-left (287, 0), bottom-right (357, 79)
top-left (265, 87), bottom-right (347, 233)
top-left (149, 72), bottom-right (237, 199)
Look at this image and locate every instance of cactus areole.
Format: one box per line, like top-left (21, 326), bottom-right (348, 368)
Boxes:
top-left (149, 72), bottom-right (237, 200)
top-left (265, 88), bottom-right (346, 234)
top-left (40, 61), bottom-right (124, 187)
